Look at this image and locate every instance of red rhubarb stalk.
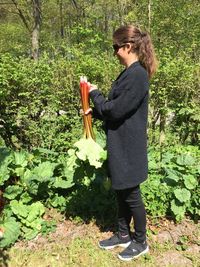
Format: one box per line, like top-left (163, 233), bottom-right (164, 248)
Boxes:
top-left (80, 76), bottom-right (95, 139)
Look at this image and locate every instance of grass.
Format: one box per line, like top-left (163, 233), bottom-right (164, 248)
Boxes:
top-left (1, 215), bottom-right (199, 267)
top-left (0, 225), bottom-right (200, 267)
top-left (4, 237), bottom-right (156, 267)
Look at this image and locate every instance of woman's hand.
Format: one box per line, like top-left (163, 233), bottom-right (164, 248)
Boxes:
top-left (85, 108), bottom-right (92, 114)
top-left (88, 82), bottom-right (98, 92)
top-left (80, 108), bottom-right (92, 116)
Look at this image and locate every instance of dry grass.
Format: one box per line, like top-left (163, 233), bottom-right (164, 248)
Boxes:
top-left (1, 217), bottom-right (199, 267)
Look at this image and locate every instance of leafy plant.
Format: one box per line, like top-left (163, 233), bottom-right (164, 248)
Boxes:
top-left (0, 217), bottom-right (20, 248)
top-left (0, 137), bottom-right (107, 248)
top-left (162, 145), bottom-right (200, 221)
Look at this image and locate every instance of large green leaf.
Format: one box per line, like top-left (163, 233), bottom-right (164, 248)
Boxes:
top-left (20, 192), bottom-right (32, 204)
top-left (15, 167), bottom-right (25, 177)
top-left (67, 149), bottom-right (79, 171)
top-left (103, 177), bottom-right (112, 191)
top-left (3, 185), bottom-right (23, 200)
top-left (74, 138), bottom-right (107, 168)
top-left (24, 218), bottom-right (43, 232)
top-left (0, 148), bottom-right (12, 186)
top-left (26, 202), bottom-right (45, 223)
top-left (0, 147), bottom-right (12, 164)
top-left (0, 164), bottom-right (10, 186)
top-left (53, 177), bottom-right (74, 189)
top-left (14, 151), bottom-right (28, 167)
top-left (10, 200), bottom-right (28, 218)
top-left (32, 161), bottom-right (56, 182)
top-left (148, 159), bottom-right (158, 170)
top-left (26, 180), bottom-right (39, 195)
top-left (161, 152), bottom-right (174, 164)
top-left (171, 199), bottom-right (186, 221)
top-left (48, 194), bottom-right (66, 208)
top-left (165, 168), bottom-right (180, 182)
top-left (22, 227), bottom-right (39, 240)
top-left (0, 217), bottom-right (21, 248)
top-left (176, 154), bottom-right (195, 166)
top-left (21, 169), bottom-right (33, 184)
top-left (62, 165), bottom-right (75, 181)
top-left (183, 175), bottom-right (198, 190)
top-left (174, 188), bottom-right (191, 203)
top-left (197, 165), bottom-right (200, 174)
top-left (64, 149), bottom-right (79, 182)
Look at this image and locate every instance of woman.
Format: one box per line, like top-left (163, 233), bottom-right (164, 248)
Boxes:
top-left (87, 25), bottom-right (157, 261)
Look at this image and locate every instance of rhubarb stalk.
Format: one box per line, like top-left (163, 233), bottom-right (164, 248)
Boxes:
top-left (80, 76), bottom-right (95, 139)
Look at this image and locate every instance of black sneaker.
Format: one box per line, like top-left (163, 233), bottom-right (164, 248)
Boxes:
top-left (118, 239), bottom-right (149, 261)
top-left (98, 233), bottom-right (131, 250)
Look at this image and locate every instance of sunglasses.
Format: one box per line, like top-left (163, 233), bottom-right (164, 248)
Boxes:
top-left (112, 44), bottom-right (126, 52)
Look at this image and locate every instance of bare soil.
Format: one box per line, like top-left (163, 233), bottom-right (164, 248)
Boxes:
top-left (11, 214), bottom-right (199, 267)
top-left (0, 213), bottom-right (200, 267)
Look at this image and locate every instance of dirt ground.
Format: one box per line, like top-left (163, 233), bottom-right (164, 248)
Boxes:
top-left (13, 215), bottom-right (200, 266)
top-left (1, 213), bottom-right (200, 267)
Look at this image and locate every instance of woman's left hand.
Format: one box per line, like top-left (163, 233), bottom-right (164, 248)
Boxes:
top-left (88, 82), bottom-right (98, 92)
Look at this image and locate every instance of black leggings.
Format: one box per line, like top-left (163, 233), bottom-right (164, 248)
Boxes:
top-left (116, 185), bottom-right (146, 243)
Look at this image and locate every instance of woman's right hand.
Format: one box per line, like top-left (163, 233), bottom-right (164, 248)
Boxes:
top-left (80, 108), bottom-right (92, 116)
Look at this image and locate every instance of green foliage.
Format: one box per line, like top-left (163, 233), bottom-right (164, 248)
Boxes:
top-left (65, 182), bottom-right (116, 227)
top-left (74, 138), bottom-right (107, 168)
top-left (10, 200), bottom-right (45, 240)
top-left (149, 49), bottom-right (199, 145)
top-left (0, 22), bottom-right (29, 56)
top-left (0, 147), bottom-right (12, 186)
top-left (0, 52), bottom-right (118, 151)
top-left (1, 50), bottom-right (198, 150)
top-left (0, 0), bottom-right (199, 250)
top-left (0, 141), bottom-right (199, 248)
top-left (0, 217), bottom-right (21, 248)
top-left (162, 145), bottom-right (200, 221)
top-left (141, 148), bottom-right (171, 217)
top-left (141, 145), bottom-right (200, 221)
top-left (0, 137), bottom-right (107, 248)
top-left (4, 185), bottom-right (23, 200)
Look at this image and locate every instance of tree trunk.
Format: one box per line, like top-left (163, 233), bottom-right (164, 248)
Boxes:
top-left (31, 0), bottom-right (42, 60)
top-left (159, 112), bottom-right (166, 146)
top-left (148, 0), bottom-right (151, 33)
top-left (159, 99), bottom-right (167, 162)
top-left (59, 0), bottom-right (64, 38)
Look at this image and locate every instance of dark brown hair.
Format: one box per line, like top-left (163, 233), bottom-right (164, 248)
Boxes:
top-left (113, 25), bottom-right (158, 78)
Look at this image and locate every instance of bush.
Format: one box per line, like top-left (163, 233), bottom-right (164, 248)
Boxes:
top-left (0, 137), bottom-right (107, 248)
top-left (142, 144), bottom-right (200, 221)
top-left (0, 52), bottom-right (118, 151)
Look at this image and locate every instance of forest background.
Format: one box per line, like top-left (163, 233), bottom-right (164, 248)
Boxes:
top-left (0, 0), bottom-right (199, 249)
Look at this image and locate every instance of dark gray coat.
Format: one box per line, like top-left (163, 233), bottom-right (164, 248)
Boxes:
top-left (90, 61), bottom-right (149, 190)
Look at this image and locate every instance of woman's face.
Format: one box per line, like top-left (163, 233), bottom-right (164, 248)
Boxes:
top-left (113, 40), bottom-right (132, 66)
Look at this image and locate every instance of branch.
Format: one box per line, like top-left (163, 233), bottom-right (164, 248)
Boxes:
top-left (31, 0), bottom-right (42, 33)
top-left (11, 0), bottom-right (31, 33)
top-left (71, 0), bottom-right (78, 9)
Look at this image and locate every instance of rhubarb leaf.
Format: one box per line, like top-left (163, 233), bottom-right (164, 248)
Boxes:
top-left (0, 217), bottom-right (21, 248)
top-left (74, 138), bottom-right (107, 168)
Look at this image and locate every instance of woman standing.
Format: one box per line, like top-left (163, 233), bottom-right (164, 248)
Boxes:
top-left (87, 25), bottom-right (157, 261)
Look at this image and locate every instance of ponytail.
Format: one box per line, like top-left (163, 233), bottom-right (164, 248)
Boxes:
top-left (113, 25), bottom-right (158, 78)
top-left (139, 32), bottom-right (157, 78)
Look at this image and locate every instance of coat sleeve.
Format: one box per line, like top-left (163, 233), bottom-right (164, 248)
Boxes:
top-left (92, 107), bottom-right (104, 120)
top-left (90, 68), bottom-right (148, 122)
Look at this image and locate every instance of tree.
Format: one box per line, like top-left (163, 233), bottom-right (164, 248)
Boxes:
top-left (0, 0), bottom-right (42, 60)
top-left (31, 0), bottom-right (42, 60)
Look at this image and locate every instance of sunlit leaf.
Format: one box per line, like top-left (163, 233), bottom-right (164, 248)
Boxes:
top-left (174, 188), bottom-right (191, 203)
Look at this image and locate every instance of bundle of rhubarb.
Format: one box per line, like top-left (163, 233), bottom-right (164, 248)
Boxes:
top-left (80, 76), bottom-right (95, 139)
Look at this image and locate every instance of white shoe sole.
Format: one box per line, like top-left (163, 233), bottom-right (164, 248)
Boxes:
top-left (118, 246), bottom-right (149, 261)
top-left (98, 241), bottom-right (131, 250)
